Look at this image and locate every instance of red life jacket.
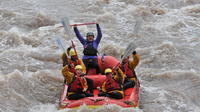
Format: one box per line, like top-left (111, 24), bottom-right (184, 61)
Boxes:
top-left (68, 59), bottom-right (81, 73)
top-left (76, 59), bottom-right (82, 65)
top-left (68, 77), bottom-right (84, 92)
top-left (105, 77), bottom-right (121, 92)
top-left (71, 59), bottom-right (81, 66)
top-left (121, 63), bottom-right (136, 78)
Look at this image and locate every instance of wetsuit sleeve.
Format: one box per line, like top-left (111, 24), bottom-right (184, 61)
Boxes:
top-left (95, 24), bottom-right (102, 45)
top-left (74, 27), bottom-right (86, 45)
top-left (114, 68), bottom-right (125, 83)
top-left (61, 65), bottom-right (75, 84)
top-left (61, 53), bottom-right (67, 66)
top-left (129, 54), bottom-right (140, 70)
top-left (101, 82), bottom-right (107, 92)
top-left (82, 78), bottom-right (88, 91)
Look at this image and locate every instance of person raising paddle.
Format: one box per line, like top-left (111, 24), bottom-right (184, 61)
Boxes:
top-left (120, 50), bottom-right (140, 90)
top-left (73, 23), bottom-right (102, 74)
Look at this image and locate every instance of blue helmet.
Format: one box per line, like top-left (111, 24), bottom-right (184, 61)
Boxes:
top-left (86, 32), bottom-right (94, 37)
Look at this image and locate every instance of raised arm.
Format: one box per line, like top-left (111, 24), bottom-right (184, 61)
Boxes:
top-left (73, 26), bottom-right (86, 45)
top-left (114, 68), bottom-right (125, 84)
top-left (129, 51), bottom-right (140, 70)
top-left (95, 24), bottom-right (102, 45)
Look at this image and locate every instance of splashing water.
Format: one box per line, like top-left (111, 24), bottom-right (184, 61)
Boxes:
top-left (0, 0), bottom-right (200, 112)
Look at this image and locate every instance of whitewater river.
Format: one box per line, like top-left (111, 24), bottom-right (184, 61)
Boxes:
top-left (0, 0), bottom-right (200, 112)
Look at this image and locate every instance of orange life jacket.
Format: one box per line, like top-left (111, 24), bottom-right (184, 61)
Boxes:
top-left (121, 63), bottom-right (136, 79)
top-left (105, 77), bottom-right (122, 92)
top-left (68, 77), bottom-right (84, 93)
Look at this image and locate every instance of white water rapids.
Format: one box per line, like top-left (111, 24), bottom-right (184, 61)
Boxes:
top-left (0, 0), bottom-right (200, 112)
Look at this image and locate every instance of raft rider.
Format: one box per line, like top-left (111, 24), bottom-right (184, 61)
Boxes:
top-left (98, 68), bottom-right (125, 99)
top-left (73, 23), bottom-right (102, 74)
top-left (62, 64), bottom-right (93, 100)
top-left (120, 50), bottom-right (140, 90)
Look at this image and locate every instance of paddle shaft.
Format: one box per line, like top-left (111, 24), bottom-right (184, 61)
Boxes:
top-left (70, 22), bottom-right (97, 26)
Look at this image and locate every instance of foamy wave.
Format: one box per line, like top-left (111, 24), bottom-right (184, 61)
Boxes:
top-left (21, 36), bottom-right (42, 47)
top-left (140, 70), bottom-right (200, 112)
top-left (0, 46), bottom-right (61, 74)
top-left (0, 9), bottom-right (16, 18)
top-left (128, 6), bottom-right (153, 20)
top-left (97, 12), bottom-right (117, 24)
top-left (148, 69), bottom-right (199, 80)
top-left (182, 4), bottom-right (200, 18)
top-left (0, 70), bottom-right (30, 112)
top-left (0, 70), bottom-right (63, 112)
top-left (0, 0), bottom-right (200, 112)
top-left (26, 12), bottom-right (56, 29)
top-left (0, 31), bottom-right (24, 50)
top-left (29, 103), bottom-right (143, 112)
top-left (28, 104), bottom-right (58, 112)
top-left (100, 44), bottom-right (123, 58)
top-left (150, 7), bottom-right (166, 15)
top-left (140, 41), bottom-right (183, 69)
top-left (117, 0), bottom-right (135, 4)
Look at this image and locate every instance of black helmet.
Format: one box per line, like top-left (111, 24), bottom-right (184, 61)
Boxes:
top-left (86, 32), bottom-right (94, 37)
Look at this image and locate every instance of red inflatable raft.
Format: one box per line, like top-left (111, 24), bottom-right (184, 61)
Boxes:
top-left (59, 56), bottom-right (140, 109)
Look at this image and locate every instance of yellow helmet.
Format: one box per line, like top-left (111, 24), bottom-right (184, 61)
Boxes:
top-left (69, 49), bottom-right (76, 56)
top-left (105, 68), bottom-right (112, 74)
top-left (75, 65), bottom-right (83, 70)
